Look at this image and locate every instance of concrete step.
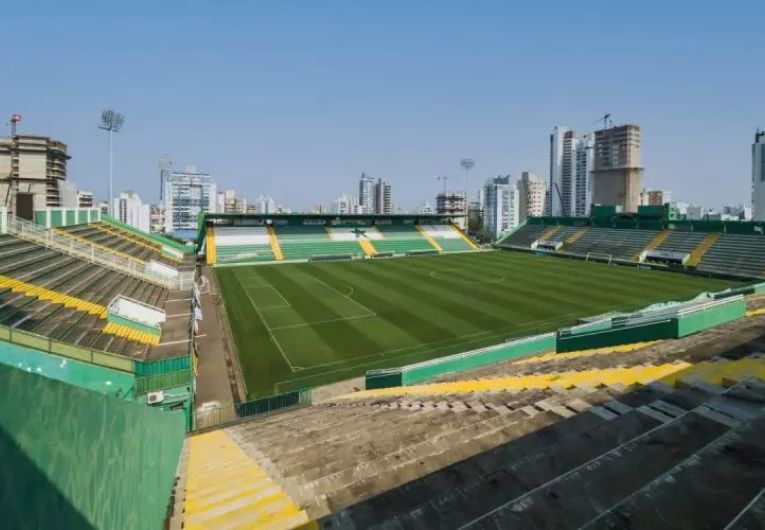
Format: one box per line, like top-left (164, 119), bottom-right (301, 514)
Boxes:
top-left (583, 381), bottom-right (765, 530)
top-left (481, 408), bottom-right (731, 529)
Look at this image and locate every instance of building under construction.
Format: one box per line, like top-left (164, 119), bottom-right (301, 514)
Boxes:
top-left (590, 124), bottom-right (643, 212)
top-left (0, 133), bottom-right (72, 212)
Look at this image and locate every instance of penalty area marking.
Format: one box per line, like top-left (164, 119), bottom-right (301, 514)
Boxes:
top-left (236, 275), bottom-right (296, 371)
top-left (242, 284), bottom-right (291, 310)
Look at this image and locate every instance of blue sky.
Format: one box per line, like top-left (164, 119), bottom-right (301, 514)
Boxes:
top-left (4, 1), bottom-right (762, 210)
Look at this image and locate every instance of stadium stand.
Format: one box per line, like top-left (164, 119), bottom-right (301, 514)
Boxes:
top-left (656, 230), bottom-right (707, 254)
top-left (372, 224), bottom-right (439, 254)
top-left (498, 210), bottom-right (765, 280)
top-left (419, 224), bottom-right (478, 251)
top-left (275, 225), bottom-right (365, 261)
top-left (499, 223), bottom-right (551, 247)
top-left (166, 305), bottom-right (765, 528)
top-left (57, 222), bottom-right (193, 269)
top-left (0, 232), bottom-right (190, 359)
top-left (176, 430), bottom-right (310, 529)
top-left (566, 227), bottom-right (659, 259)
top-left (203, 214), bottom-right (479, 264)
top-left (214, 226), bottom-right (275, 264)
top-left (545, 225), bottom-right (579, 243)
top-left (697, 233), bottom-right (765, 278)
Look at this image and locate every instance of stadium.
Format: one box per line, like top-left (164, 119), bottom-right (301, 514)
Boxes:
top-left (5, 204), bottom-right (765, 529)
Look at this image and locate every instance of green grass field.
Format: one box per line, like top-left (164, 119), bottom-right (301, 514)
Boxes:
top-left (215, 250), bottom-right (740, 397)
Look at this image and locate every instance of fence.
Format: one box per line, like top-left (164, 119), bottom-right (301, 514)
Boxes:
top-left (366, 333), bottom-right (556, 389)
top-left (135, 369), bottom-right (192, 394)
top-left (557, 295), bottom-right (745, 352)
top-left (193, 388), bottom-right (311, 430)
top-left (5, 215), bottom-right (189, 289)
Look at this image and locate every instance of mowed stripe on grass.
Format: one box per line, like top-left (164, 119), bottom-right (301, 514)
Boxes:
top-left (215, 251), bottom-right (740, 397)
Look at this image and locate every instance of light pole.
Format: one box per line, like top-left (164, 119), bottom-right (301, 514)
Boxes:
top-left (98, 109), bottom-right (125, 217)
top-left (460, 158), bottom-right (475, 227)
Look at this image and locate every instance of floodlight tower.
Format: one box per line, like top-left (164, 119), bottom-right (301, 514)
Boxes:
top-left (460, 158), bottom-right (475, 199)
top-left (98, 109), bottom-right (125, 216)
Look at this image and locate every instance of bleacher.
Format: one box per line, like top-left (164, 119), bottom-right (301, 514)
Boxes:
top-left (656, 230), bottom-right (708, 254)
top-left (566, 228), bottom-right (659, 259)
top-left (171, 317), bottom-right (765, 527)
top-left (276, 225), bottom-right (365, 260)
top-left (419, 224), bottom-right (476, 252)
top-left (214, 226), bottom-right (274, 264)
top-left (546, 225), bottom-right (579, 242)
top-left (698, 234), bottom-right (765, 278)
top-left (0, 233), bottom-right (189, 359)
top-left (498, 223), bottom-right (551, 247)
top-left (58, 222), bottom-right (195, 271)
top-left (372, 224), bottom-right (439, 254)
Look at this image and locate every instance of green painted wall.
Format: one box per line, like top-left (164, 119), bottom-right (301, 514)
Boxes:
top-left (402, 333), bottom-right (555, 385)
top-left (0, 339), bottom-right (135, 399)
top-left (556, 320), bottom-right (677, 352)
top-left (0, 363), bottom-right (185, 530)
top-left (365, 333), bottom-right (555, 389)
top-left (675, 299), bottom-right (746, 337)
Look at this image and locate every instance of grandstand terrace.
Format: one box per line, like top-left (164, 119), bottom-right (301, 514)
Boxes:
top-left (499, 207), bottom-right (765, 280)
top-left (200, 212), bottom-right (478, 266)
top-left (168, 297), bottom-right (765, 528)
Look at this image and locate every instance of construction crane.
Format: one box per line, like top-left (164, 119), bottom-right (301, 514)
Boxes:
top-left (594, 113), bottom-right (614, 130)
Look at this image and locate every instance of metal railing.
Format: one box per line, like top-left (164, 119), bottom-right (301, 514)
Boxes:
top-left (135, 369), bottom-right (192, 394)
top-left (193, 388), bottom-right (311, 430)
top-left (7, 215), bottom-right (193, 290)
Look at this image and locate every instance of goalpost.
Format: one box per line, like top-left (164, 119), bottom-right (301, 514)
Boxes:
top-left (585, 252), bottom-right (613, 265)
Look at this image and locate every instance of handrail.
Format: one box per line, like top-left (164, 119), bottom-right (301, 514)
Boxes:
top-left (7, 215), bottom-right (188, 289)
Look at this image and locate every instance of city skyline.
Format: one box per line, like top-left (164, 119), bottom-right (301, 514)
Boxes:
top-left (4, 1), bottom-right (762, 212)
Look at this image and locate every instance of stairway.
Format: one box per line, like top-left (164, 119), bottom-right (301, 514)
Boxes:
top-left (317, 377), bottom-right (765, 529)
top-left (688, 232), bottom-right (721, 266)
top-left (174, 430), bottom-right (310, 530)
top-left (267, 226), bottom-right (284, 261)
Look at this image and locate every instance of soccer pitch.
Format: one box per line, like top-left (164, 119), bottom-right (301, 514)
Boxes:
top-left (215, 251), bottom-right (740, 397)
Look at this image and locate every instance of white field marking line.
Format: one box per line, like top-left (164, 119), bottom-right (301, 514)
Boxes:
top-left (236, 275), bottom-right (296, 371)
top-left (244, 284), bottom-right (292, 310)
top-left (303, 271), bottom-right (377, 317)
top-left (166, 313), bottom-right (192, 318)
top-left (269, 313), bottom-right (376, 331)
top-left (276, 310), bottom-right (581, 373)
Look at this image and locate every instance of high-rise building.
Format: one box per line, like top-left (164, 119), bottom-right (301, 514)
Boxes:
top-left (639, 189), bottom-right (672, 206)
top-left (482, 176), bottom-right (519, 238)
top-left (256, 194), bottom-right (277, 214)
top-left (149, 205), bottom-right (165, 233)
top-left (333, 194), bottom-right (357, 214)
top-left (436, 191), bottom-right (467, 229)
top-left (162, 166), bottom-right (217, 232)
top-left (752, 130), bottom-right (765, 221)
top-left (358, 172), bottom-right (375, 214)
top-left (373, 178), bottom-right (392, 214)
top-left (216, 190), bottom-right (247, 214)
top-left (113, 191), bottom-right (150, 232)
top-left (590, 124), bottom-right (643, 212)
top-left (77, 191), bottom-right (94, 208)
top-left (518, 171), bottom-right (546, 222)
top-left (547, 127), bottom-right (592, 217)
top-left (0, 134), bottom-right (71, 212)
